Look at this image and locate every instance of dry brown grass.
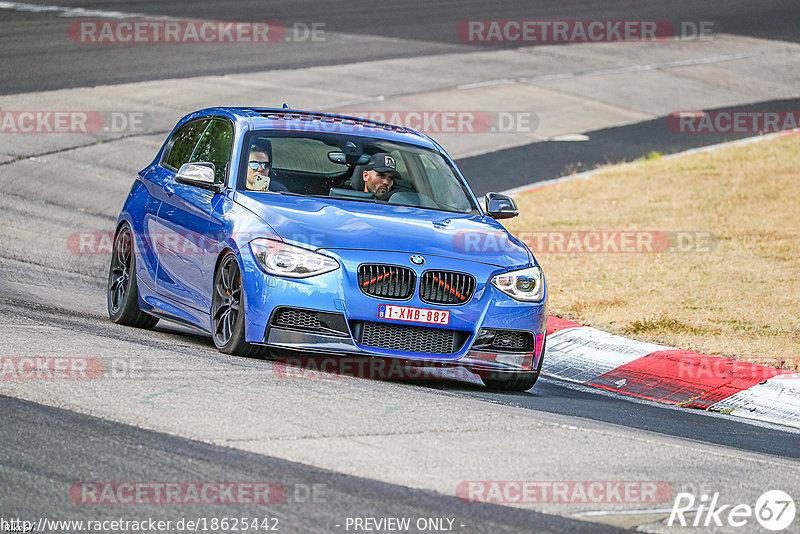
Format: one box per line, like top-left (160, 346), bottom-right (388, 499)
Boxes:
top-left (506, 133), bottom-right (800, 370)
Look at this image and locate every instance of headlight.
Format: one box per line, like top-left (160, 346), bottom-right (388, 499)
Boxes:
top-left (250, 238), bottom-right (339, 278)
top-left (491, 266), bottom-right (545, 302)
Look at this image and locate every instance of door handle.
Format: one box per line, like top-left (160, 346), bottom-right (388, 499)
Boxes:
top-left (164, 183), bottom-right (175, 196)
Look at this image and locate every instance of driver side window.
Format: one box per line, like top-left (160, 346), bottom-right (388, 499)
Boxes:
top-left (164, 119), bottom-right (209, 171)
top-left (190, 118), bottom-right (234, 184)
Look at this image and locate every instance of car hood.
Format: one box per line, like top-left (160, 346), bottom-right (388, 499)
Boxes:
top-left (235, 192), bottom-right (531, 269)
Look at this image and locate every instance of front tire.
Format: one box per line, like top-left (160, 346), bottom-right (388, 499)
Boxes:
top-left (211, 253), bottom-right (268, 358)
top-left (481, 370), bottom-right (540, 391)
top-left (107, 224), bottom-right (158, 329)
top-left (480, 339), bottom-right (546, 392)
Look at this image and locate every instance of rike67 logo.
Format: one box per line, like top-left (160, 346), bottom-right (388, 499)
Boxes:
top-left (669, 490), bottom-right (795, 531)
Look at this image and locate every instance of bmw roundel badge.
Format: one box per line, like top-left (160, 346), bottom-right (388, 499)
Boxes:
top-left (410, 255), bottom-right (425, 265)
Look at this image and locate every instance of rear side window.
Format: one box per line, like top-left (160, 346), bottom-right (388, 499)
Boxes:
top-left (164, 119), bottom-right (209, 171)
top-left (190, 119), bottom-right (234, 184)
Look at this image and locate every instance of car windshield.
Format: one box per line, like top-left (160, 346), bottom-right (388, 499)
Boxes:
top-left (238, 131), bottom-right (479, 214)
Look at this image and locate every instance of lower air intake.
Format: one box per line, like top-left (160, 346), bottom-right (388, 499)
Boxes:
top-left (355, 321), bottom-right (467, 354)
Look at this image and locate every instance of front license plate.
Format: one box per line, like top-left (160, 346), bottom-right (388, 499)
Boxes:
top-left (378, 304), bottom-right (450, 326)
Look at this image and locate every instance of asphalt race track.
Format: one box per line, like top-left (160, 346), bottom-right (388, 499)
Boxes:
top-left (2, 0), bottom-right (799, 94)
top-left (3, 394), bottom-right (623, 534)
top-left (1, 2), bottom-right (800, 533)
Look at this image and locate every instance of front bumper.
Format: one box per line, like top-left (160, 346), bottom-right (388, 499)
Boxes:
top-left (241, 247), bottom-right (546, 374)
top-left (265, 323), bottom-right (544, 374)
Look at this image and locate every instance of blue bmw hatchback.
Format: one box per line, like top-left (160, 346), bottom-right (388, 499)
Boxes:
top-left (108, 107), bottom-right (547, 390)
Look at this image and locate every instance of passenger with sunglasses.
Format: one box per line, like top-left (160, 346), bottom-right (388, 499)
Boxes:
top-left (245, 142), bottom-right (287, 192)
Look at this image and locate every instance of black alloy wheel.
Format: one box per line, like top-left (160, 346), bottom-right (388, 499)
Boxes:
top-left (107, 224), bottom-right (158, 329)
top-left (211, 253), bottom-right (269, 358)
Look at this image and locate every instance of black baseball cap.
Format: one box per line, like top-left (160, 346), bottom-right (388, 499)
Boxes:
top-left (365, 152), bottom-right (399, 174)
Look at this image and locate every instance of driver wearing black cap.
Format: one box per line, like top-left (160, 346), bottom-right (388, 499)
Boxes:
top-left (362, 152), bottom-right (400, 199)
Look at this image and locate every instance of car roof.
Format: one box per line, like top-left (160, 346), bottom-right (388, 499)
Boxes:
top-left (187, 106), bottom-right (441, 149)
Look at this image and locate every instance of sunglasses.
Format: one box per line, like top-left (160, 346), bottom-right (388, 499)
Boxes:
top-left (248, 161), bottom-right (270, 170)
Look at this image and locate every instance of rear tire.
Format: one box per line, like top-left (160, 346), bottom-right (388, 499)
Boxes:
top-left (480, 338), bottom-right (546, 392)
top-left (211, 253), bottom-right (269, 358)
top-left (107, 224), bottom-right (159, 329)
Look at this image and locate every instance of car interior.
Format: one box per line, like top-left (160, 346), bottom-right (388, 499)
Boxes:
top-left (238, 132), bottom-right (478, 214)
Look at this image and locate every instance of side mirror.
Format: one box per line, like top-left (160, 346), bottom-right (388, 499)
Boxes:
top-left (485, 192), bottom-right (519, 219)
top-left (175, 162), bottom-right (221, 192)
